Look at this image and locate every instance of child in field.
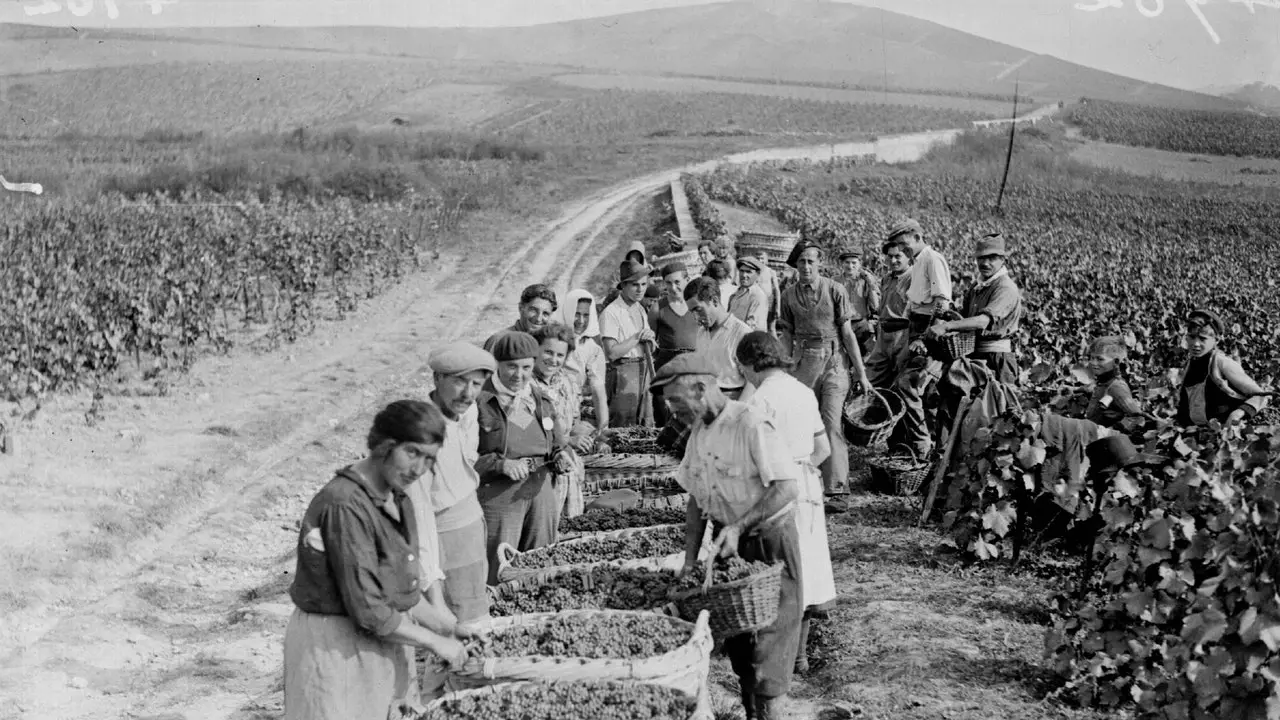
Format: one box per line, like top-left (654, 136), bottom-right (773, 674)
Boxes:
top-left (1176, 310), bottom-right (1270, 427)
top-left (1084, 336), bottom-right (1145, 428)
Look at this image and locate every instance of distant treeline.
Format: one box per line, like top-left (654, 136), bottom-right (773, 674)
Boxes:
top-left (662, 72), bottom-right (1034, 105)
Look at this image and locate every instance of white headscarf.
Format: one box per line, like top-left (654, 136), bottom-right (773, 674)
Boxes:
top-left (562, 289), bottom-right (601, 340)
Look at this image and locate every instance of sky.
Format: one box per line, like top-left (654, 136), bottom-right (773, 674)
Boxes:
top-left (0, 0), bottom-right (1276, 91)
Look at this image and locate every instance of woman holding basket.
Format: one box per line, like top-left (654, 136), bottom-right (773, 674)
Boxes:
top-left (736, 332), bottom-right (836, 677)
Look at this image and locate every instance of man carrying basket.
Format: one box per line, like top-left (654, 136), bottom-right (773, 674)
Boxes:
top-left (651, 353), bottom-right (804, 720)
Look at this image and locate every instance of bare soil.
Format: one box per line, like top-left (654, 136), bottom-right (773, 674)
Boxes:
top-left (1069, 138), bottom-right (1280, 190)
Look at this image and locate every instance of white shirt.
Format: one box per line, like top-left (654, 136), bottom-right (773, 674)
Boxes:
top-left (427, 403), bottom-right (484, 532)
top-left (905, 245), bottom-right (953, 314)
top-left (699, 314), bottom-right (751, 390)
top-left (677, 401), bottom-right (798, 526)
top-left (566, 336), bottom-right (606, 390)
top-left (740, 373), bottom-right (824, 463)
top-left (405, 478), bottom-right (446, 585)
top-left (600, 297), bottom-right (647, 360)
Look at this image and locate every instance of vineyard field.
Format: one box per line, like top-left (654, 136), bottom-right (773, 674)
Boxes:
top-left (507, 88), bottom-right (995, 143)
top-left (554, 73), bottom-right (1017, 116)
top-left (1068, 98), bottom-right (1280, 161)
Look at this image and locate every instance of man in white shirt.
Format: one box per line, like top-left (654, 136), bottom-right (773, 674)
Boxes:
top-left (600, 259), bottom-right (656, 427)
top-left (424, 342), bottom-right (496, 630)
top-left (683, 276), bottom-right (751, 398)
top-left (884, 218), bottom-right (953, 457)
top-left (728, 256), bottom-right (770, 332)
top-left (651, 353), bottom-right (804, 720)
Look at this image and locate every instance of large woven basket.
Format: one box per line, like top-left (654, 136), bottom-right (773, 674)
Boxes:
top-left (654, 249), bottom-right (704, 277)
top-left (446, 609), bottom-right (712, 698)
top-left (583, 453), bottom-right (682, 495)
top-left (843, 389), bottom-right (904, 449)
top-left (867, 447), bottom-right (933, 496)
top-left (670, 561), bottom-right (784, 639)
top-left (418, 679), bottom-right (711, 720)
top-left (926, 331), bottom-right (976, 363)
top-left (559, 505), bottom-right (688, 541)
top-left (496, 524), bottom-right (685, 584)
top-left (737, 231), bottom-right (798, 264)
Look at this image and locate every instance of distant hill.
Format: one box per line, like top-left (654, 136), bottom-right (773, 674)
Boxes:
top-left (1201, 82), bottom-right (1280, 111)
top-left (6, 1), bottom-right (1232, 112)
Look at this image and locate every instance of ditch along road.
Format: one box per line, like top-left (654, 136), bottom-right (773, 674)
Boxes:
top-left (0, 134), bottom-right (955, 720)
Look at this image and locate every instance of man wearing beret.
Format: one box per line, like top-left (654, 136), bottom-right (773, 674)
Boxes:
top-left (837, 249), bottom-right (881, 356)
top-left (423, 342), bottom-right (497, 628)
top-left (777, 239), bottom-right (870, 512)
top-left (473, 331), bottom-right (573, 585)
top-left (652, 353), bottom-right (804, 720)
top-left (728, 256), bottom-right (770, 332)
top-left (600, 259), bottom-right (657, 427)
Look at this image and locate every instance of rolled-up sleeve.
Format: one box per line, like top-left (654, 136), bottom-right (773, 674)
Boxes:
top-left (925, 253), bottom-right (953, 302)
top-left (322, 505), bottom-right (405, 637)
top-left (829, 281), bottom-right (856, 327)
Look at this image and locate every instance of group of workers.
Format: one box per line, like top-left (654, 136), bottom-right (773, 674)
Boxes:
top-left (279, 216), bottom-right (1271, 720)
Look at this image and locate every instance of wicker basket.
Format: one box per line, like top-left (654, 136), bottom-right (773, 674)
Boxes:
top-left (496, 524), bottom-right (685, 584)
top-left (419, 679), bottom-right (711, 720)
top-left (654, 249), bottom-right (704, 277)
top-left (736, 231), bottom-right (799, 265)
top-left (867, 447), bottom-right (933, 496)
top-left (926, 331), bottom-right (976, 363)
top-left (843, 389), bottom-right (904, 449)
top-left (445, 610), bottom-right (712, 697)
top-left (583, 453), bottom-right (682, 495)
top-left (670, 561), bottom-right (784, 639)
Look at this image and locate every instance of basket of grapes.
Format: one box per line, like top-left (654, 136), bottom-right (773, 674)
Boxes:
top-left (558, 506), bottom-right (688, 541)
top-left (669, 557), bottom-right (783, 639)
top-left (581, 452), bottom-right (682, 495)
top-left (496, 524), bottom-right (685, 585)
top-left (489, 563), bottom-right (686, 618)
top-left (441, 609), bottom-right (712, 698)
top-left (417, 679), bottom-right (710, 720)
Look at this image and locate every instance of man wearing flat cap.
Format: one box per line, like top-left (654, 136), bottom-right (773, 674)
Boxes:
top-left (925, 233), bottom-right (1023, 384)
top-left (777, 239), bottom-right (870, 511)
top-left (837, 248), bottom-right (881, 355)
top-left (422, 342), bottom-right (498, 628)
top-left (651, 353), bottom-right (804, 720)
top-left (1176, 309), bottom-right (1269, 427)
top-left (473, 331), bottom-right (573, 585)
top-left (600, 259), bottom-right (657, 428)
top-left (728, 256), bottom-right (769, 332)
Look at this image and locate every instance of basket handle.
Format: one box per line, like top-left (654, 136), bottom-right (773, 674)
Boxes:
top-left (496, 542), bottom-right (519, 566)
top-left (890, 444), bottom-right (919, 464)
top-left (701, 552), bottom-right (715, 592)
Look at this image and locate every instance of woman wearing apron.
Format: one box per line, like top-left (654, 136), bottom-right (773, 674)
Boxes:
top-left (735, 331), bottom-right (837, 676)
top-left (1176, 310), bottom-right (1270, 427)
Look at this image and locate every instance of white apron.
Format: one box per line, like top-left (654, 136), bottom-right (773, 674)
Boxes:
top-left (795, 458), bottom-right (836, 609)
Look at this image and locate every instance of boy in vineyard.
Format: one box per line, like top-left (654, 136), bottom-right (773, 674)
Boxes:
top-left (1176, 310), bottom-right (1270, 427)
top-left (1084, 336), bottom-right (1146, 428)
top-left (837, 248), bottom-right (881, 355)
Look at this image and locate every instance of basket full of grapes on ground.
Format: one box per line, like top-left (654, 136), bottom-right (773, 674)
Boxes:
top-left (558, 505), bottom-right (687, 541)
top-left (417, 679), bottom-right (710, 720)
top-left (495, 524), bottom-right (686, 585)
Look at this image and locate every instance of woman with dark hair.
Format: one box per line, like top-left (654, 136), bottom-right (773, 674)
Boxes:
top-left (285, 400), bottom-right (471, 720)
top-left (1176, 310), bottom-right (1269, 427)
top-left (704, 259), bottom-right (738, 308)
top-left (531, 323), bottom-right (595, 521)
top-left (483, 284), bottom-right (558, 351)
top-left (736, 332), bottom-right (835, 677)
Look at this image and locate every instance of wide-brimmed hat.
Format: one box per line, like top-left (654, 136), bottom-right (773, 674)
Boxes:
top-left (1086, 435), bottom-right (1164, 476)
top-left (618, 259), bottom-right (652, 285)
top-left (975, 233), bottom-right (1008, 258)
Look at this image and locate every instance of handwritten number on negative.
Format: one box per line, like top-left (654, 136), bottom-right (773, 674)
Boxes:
top-left (24, 0), bottom-right (127, 18)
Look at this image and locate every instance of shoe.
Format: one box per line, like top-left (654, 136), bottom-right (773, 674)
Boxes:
top-left (824, 497), bottom-right (849, 514)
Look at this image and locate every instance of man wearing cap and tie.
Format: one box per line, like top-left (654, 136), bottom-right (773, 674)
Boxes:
top-left (423, 342), bottom-right (498, 628)
top-left (837, 248), bottom-right (881, 355)
top-left (649, 262), bottom-right (702, 427)
top-left (777, 239), bottom-right (870, 511)
top-left (651, 353), bottom-right (804, 720)
top-left (924, 233), bottom-right (1023, 384)
top-left (600, 259), bottom-right (657, 427)
top-left (728, 256), bottom-right (770, 332)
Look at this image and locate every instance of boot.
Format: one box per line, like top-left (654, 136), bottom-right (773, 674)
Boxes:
top-left (794, 617), bottom-right (811, 675)
top-left (754, 694), bottom-right (787, 720)
top-left (740, 688), bottom-right (756, 720)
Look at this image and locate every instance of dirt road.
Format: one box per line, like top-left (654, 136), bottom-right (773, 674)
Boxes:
top-left (0, 136), bottom-right (946, 720)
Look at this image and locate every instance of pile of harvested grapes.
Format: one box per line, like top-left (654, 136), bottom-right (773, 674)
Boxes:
top-left (491, 565), bottom-right (680, 616)
top-left (559, 507), bottom-right (685, 535)
top-left (600, 426), bottom-right (663, 455)
top-left (673, 557), bottom-right (772, 590)
top-left (469, 614), bottom-right (689, 659)
top-left (510, 526), bottom-right (684, 570)
top-left (426, 680), bottom-right (694, 720)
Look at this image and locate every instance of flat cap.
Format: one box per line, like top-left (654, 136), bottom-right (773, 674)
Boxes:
top-left (488, 331), bottom-right (540, 362)
top-left (428, 342), bottom-right (496, 377)
top-left (649, 352), bottom-right (723, 391)
top-left (836, 248), bottom-right (861, 261)
top-left (975, 233), bottom-right (1007, 257)
top-left (736, 256), bottom-right (764, 273)
top-left (1187, 309), bottom-right (1226, 337)
top-left (886, 218), bottom-right (923, 242)
top-left (660, 261), bottom-right (687, 278)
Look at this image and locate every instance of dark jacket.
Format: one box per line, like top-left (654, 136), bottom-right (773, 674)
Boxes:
top-left (474, 379), bottom-right (567, 482)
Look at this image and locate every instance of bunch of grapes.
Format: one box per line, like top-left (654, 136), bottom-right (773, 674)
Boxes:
top-left (481, 614), bottom-right (688, 659)
top-left (510, 526), bottom-right (684, 570)
top-left (428, 680), bottom-right (694, 720)
top-left (491, 566), bottom-right (682, 616)
top-left (673, 557), bottom-right (772, 590)
top-left (559, 508), bottom-right (685, 535)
